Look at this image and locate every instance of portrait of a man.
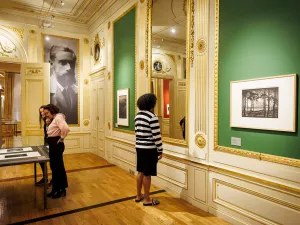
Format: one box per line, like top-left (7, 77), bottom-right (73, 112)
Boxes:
top-left (43, 35), bottom-right (79, 125)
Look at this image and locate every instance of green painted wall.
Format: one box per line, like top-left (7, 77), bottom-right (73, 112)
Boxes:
top-left (113, 7), bottom-right (136, 131)
top-left (218, 0), bottom-right (300, 159)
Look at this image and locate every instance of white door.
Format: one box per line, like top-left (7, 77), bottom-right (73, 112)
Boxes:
top-left (21, 63), bottom-right (50, 145)
top-left (90, 78), bottom-right (105, 157)
top-left (97, 79), bottom-right (105, 157)
top-left (91, 82), bottom-right (98, 154)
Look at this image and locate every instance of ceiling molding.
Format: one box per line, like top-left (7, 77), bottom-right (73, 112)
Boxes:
top-left (0, 0), bottom-right (114, 26)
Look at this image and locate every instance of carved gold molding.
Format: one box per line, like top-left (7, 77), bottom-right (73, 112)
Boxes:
top-left (84, 79), bottom-right (89, 85)
top-left (140, 0), bottom-right (145, 3)
top-left (107, 72), bottom-right (111, 80)
top-left (84, 38), bottom-right (89, 44)
top-left (178, 55), bottom-right (182, 60)
top-left (25, 68), bottom-right (43, 76)
top-left (195, 134), bottom-right (206, 149)
top-left (190, 0), bottom-right (195, 67)
top-left (197, 38), bottom-right (206, 53)
top-left (29, 30), bottom-right (36, 35)
top-left (213, 0), bottom-right (300, 168)
top-left (139, 60), bottom-right (144, 70)
top-left (83, 120), bottom-right (89, 126)
top-left (4, 26), bottom-right (24, 40)
top-left (108, 122), bottom-right (111, 130)
top-left (261, 154), bottom-right (300, 168)
top-left (108, 22), bottom-right (111, 30)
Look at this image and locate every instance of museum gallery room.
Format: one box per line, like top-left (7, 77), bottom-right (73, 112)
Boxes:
top-left (0, 0), bottom-right (299, 224)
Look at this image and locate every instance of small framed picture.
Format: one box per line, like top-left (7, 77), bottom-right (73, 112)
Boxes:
top-left (230, 74), bottom-right (297, 132)
top-left (117, 88), bottom-right (129, 126)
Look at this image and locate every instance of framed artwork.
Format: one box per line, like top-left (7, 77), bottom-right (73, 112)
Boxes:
top-left (94, 33), bottom-right (100, 63)
top-left (42, 34), bottom-right (79, 125)
top-left (117, 89), bottom-right (129, 126)
top-left (230, 74), bottom-right (297, 132)
top-left (153, 61), bottom-right (162, 72)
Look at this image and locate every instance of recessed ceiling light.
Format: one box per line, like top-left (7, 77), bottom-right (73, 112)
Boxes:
top-left (61, 1), bottom-right (65, 5)
top-left (45, 36), bottom-right (50, 41)
top-left (171, 28), bottom-right (176, 33)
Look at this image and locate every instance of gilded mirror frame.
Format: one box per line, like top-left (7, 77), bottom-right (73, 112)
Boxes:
top-left (146, 0), bottom-right (194, 147)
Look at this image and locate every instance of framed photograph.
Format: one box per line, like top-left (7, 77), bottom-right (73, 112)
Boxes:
top-left (42, 34), bottom-right (79, 125)
top-left (230, 74), bottom-right (297, 132)
top-left (117, 89), bottom-right (129, 126)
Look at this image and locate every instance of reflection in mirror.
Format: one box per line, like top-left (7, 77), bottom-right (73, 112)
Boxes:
top-left (151, 0), bottom-right (187, 141)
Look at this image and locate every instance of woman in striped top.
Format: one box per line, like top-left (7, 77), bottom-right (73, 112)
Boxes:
top-left (135, 93), bottom-right (162, 206)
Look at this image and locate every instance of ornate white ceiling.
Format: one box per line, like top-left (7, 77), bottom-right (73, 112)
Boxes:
top-left (0, 0), bottom-right (110, 24)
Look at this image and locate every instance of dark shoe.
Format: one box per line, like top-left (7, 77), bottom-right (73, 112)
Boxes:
top-left (47, 191), bottom-right (55, 198)
top-left (36, 178), bottom-right (47, 186)
top-left (52, 189), bottom-right (66, 199)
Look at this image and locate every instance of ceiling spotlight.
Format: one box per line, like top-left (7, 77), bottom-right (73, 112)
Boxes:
top-left (171, 28), bottom-right (176, 33)
top-left (45, 36), bottom-right (50, 41)
top-left (61, 1), bottom-right (65, 5)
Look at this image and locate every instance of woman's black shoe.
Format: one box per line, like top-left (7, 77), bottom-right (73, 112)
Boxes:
top-left (47, 191), bottom-right (56, 197)
top-left (52, 189), bottom-right (66, 199)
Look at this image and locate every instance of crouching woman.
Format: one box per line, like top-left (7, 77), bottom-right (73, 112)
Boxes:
top-left (43, 104), bottom-right (70, 199)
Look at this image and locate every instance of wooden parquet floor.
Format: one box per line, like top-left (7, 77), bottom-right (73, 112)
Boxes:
top-left (0, 153), bottom-right (230, 225)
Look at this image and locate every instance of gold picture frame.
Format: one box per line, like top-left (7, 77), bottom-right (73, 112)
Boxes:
top-left (213, 0), bottom-right (300, 168)
top-left (146, 0), bottom-right (194, 147)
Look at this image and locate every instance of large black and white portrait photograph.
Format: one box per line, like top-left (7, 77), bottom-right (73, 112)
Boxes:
top-left (43, 34), bottom-right (79, 125)
top-left (230, 74), bottom-right (297, 132)
top-left (117, 89), bottom-right (129, 126)
top-left (242, 87), bottom-right (278, 118)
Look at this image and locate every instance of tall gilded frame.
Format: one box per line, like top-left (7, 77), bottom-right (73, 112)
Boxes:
top-left (41, 34), bottom-right (80, 127)
top-left (112, 4), bottom-right (137, 134)
top-left (213, 0), bottom-right (300, 168)
top-left (146, 0), bottom-right (194, 147)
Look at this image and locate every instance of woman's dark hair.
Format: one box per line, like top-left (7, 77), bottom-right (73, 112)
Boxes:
top-left (39, 105), bottom-right (47, 128)
top-left (43, 104), bottom-right (60, 115)
top-left (137, 93), bottom-right (157, 111)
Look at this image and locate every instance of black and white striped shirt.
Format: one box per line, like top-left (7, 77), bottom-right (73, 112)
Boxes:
top-left (134, 110), bottom-right (163, 154)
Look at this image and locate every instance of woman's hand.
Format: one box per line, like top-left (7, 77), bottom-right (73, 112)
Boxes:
top-left (158, 153), bottom-right (163, 160)
top-left (57, 138), bottom-right (64, 144)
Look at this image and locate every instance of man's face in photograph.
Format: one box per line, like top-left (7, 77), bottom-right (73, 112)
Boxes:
top-left (52, 50), bottom-right (76, 87)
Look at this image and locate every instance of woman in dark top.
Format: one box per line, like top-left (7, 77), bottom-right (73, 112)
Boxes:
top-left (36, 105), bottom-right (50, 186)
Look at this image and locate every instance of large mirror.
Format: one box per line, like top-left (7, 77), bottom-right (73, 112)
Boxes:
top-left (147, 0), bottom-right (192, 146)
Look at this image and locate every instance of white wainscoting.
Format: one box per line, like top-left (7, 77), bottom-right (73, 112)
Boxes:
top-left (64, 132), bottom-right (91, 154)
top-left (209, 171), bottom-right (300, 225)
top-left (103, 137), bottom-right (300, 225)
